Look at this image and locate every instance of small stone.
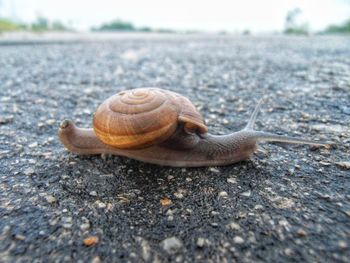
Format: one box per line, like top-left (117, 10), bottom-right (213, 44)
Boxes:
top-left (336, 161), bottom-right (350, 169)
top-left (254, 205), bottom-right (264, 210)
top-left (89, 191), bottom-right (98, 196)
top-left (338, 241), bottom-right (347, 250)
top-left (46, 119), bottom-right (56, 125)
top-left (83, 236), bottom-right (99, 246)
top-left (91, 256), bottom-right (101, 263)
top-left (24, 167), bottom-right (35, 176)
top-left (233, 236), bottom-right (244, 244)
top-left (14, 234), bottom-right (26, 240)
top-left (344, 210), bottom-right (350, 217)
top-left (136, 237), bottom-right (151, 261)
top-left (196, 237), bottom-right (206, 248)
top-left (296, 228), bottom-right (307, 237)
top-left (95, 200), bottom-right (106, 208)
top-left (160, 197), bottom-right (172, 206)
top-left (0, 116), bottom-right (13, 124)
top-left (284, 248), bottom-right (293, 256)
top-left (241, 190), bottom-right (251, 197)
top-left (62, 217), bottom-right (73, 228)
top-left (96, 152), bottom-right (105, 161)
top-left (319, 161), bottom-right (331, 166)
top-left (161, 237), bottom-right (183, 254)
top-left (45, 195), bottom-right (57, 204)
top-left (227, 222), bottom-right (241, 230)
top-left (218, 191), bottom-right (228, 198)
top-left (174, 190), bottom-right (185, 199)
top-left (227, 177), bottom-right (237, 184)
top-left (167, 175), bottom-right (174, 180)
top-left (210, 211), bottom-right (220, 216)
top-left (222, 118), bottom-right (229, 124)
top-left (28, 142), bottom-right (38, 148)
top-left (80, 223), bottom-right (90, 231)
top-left (209, 167), bottom-right (220, 173)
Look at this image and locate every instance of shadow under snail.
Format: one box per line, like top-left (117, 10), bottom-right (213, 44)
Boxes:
top-left (58, 87), bottom-right (329, 167)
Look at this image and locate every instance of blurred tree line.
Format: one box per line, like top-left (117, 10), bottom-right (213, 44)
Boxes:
top-left (323, 19), bottom-right (350, 34)
top-left (0, 16), bottom-right (71, 32)
top-left (283, 8), bottom-right (309, 35)
top-left (284, 8), bottom-right (350, 35)
top-left (1, 13), bottom-right (349, 34)
top-left (91, 18), bottom-right (174, 33)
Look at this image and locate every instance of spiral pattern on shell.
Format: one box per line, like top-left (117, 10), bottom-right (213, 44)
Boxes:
top-left (93, 88), bottom-right (208, 149)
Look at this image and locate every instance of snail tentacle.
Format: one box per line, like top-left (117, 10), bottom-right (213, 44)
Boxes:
top-left (240, 97), bottom-right (329, 147)
top-left (244, 98), bottom-right (264, 130)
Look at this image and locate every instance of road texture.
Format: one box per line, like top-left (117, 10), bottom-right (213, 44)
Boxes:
top-left (0, 34), bottom-right (349, 262)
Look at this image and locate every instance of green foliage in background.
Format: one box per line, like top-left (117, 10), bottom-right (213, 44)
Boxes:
top-left (31, 16), bottom-right (49, 31)
top-left (31, 16), bottom-right (71, 31)
top-left (0, 16), bottom-right (71, 33)
top-left (0, 18), bottom-right (25, 32)
top-left (92, 19), bottom-right (135, 31)
top-left (91, 18), bottom-right (175, 33)
top-left (283, 8), bottom-right (309, 35)
top-left (323, 19), bottom-right (350, 33)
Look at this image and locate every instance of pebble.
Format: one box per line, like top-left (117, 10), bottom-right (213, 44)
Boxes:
top-left (233, 236), bottom-right (244, 244)
top-left (46, 119), bottom-right (56, 125)
top-left (28, 142), bottom-right (38, 148)
top-left (338, 241), bottom-right (347, 250)
top-left (83, 236), bottom-right (99, 246)
top-left (62, 217), bottom-right (73, 229)
top-left (160, 197), bottom-right (172, 206)
top-left (227, 222), bottom-right (241, 230)
top-left (80, 223), bottom-right (91, 231)
top-left (136, 237), bottom-right (151, 261)
top-left (227, 177), bottom-right (237, 184)
top-left (89, 191), bottom-right (98, 196)
top-left (14, 234), bottom-right (26, 240)
top-left (24, 167), bottom-right (35, 176)
top-left (196, 237), bottom-right (206, 248)
top-left (296, 228), bottom-right (307, 237)
top-left (209, 167), bottom-right (220, 173)
top-left (218, 191), bottom-right (228, 198)
top-left (284, 248), bottom-right (293, 256)
top-left (241, 190), bottom-right (251, 197)
top-left (335, 161), bottom-right (350, 169)
top-left (174, 189), bottom-right (185, 199)
top-left (254, 205), bottom-right (264, 210)
top-left (91, 256), bottom-right (101, 263)
top-left (45, 195), bottom-right (57, 204)
top-left (0, 116), bottom-right (13, 124)
top-left (161, 237), bottom-right (183, 254)
top-left (95, 200), bottom-right (106, 208)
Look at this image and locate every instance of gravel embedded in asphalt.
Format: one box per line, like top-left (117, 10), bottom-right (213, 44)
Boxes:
top-left (0, 34), bottom-right (349, 262)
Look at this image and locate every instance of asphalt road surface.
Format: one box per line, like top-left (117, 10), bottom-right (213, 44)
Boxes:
top-left (0, 34), bottom-right (349, 262)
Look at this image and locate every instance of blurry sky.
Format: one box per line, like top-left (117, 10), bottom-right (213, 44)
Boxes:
top-left (0, 0), bottom-right (349, 32)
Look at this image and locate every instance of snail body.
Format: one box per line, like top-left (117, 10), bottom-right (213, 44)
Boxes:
top-left (59, 87), bottom-right (328, 167)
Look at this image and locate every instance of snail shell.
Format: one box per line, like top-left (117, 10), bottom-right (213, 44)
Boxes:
top-left (93, 88), bottom-right (208, 149)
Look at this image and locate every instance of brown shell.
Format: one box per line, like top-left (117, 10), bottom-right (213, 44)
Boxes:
top-left (93, 88), bottom-right (208, 149)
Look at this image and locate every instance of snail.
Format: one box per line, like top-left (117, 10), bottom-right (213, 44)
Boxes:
top-left (58, 87), bottom-right (329, 167)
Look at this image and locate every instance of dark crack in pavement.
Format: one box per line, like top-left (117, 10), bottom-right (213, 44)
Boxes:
top-left (0, 34), bottom-right (349, 262)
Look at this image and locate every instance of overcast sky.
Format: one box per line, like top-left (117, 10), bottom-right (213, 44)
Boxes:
top-left (0, 0), bottom-right (349, 32)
